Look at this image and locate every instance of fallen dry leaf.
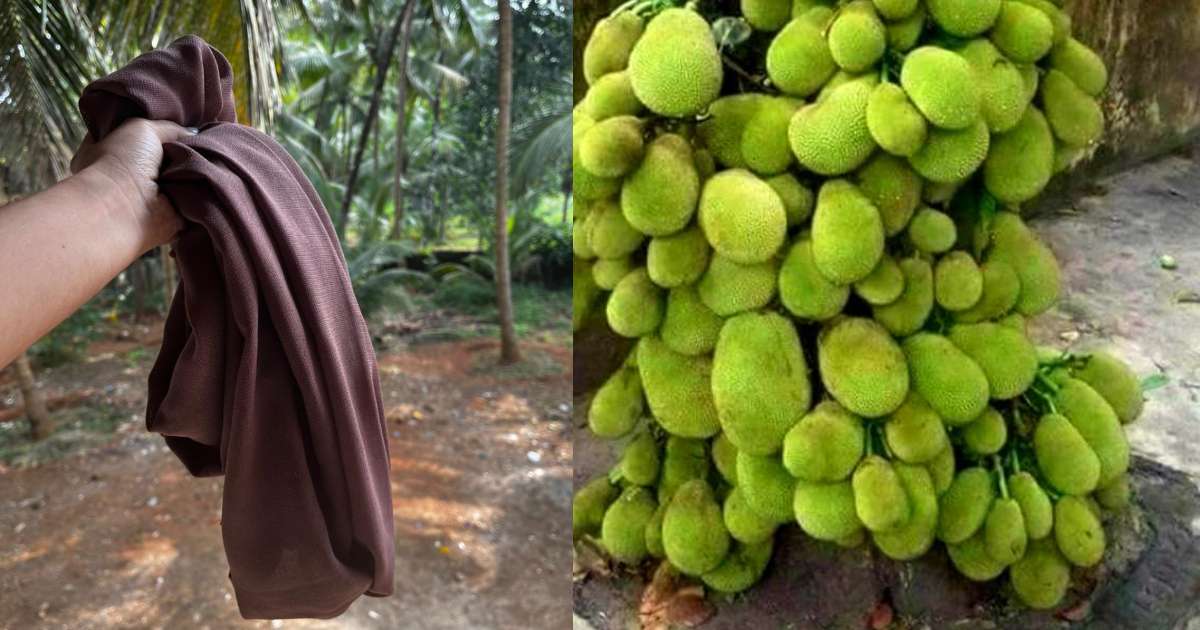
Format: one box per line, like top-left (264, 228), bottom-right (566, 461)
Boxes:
top-left (867, 600), bottom-right (893, 629)
top-left (639, 562), bottom-right (715, 630)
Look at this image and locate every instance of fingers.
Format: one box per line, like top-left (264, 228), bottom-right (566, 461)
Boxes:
top-left (145, 120), bottom-right (199, 144)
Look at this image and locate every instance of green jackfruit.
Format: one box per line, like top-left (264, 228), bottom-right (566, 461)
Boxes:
top-left (782, 401), bottom-right (865, 482)
top-left (780, 236), bottom-right (851, 321)
top-left (792, 0), bottom-right (835, 20)
top-left (737, 451), bottom-right (799, 524)
top-left (662, 480), bottom-right (731, 575)
top-left (638, 337), bottom-right (721, 438)
top-left (588, 365), bottom-right (643, 438)
top-left (645, 503), bottom-right (667, 558)
top-left (699, 169), bottom-right (788, 264)
top-left (741, 0), bottom-right (792, 31)
top-left (811, 180), bottom-right (885, 284)
top-left (1049, 37), bottom-right (1107, 97)
top-left (647, 224), bottom-right (710, 289)
top-left (693, 148), bottom-right (717, 180)
top-left (856, 152), bottom-right (923, 236)
top-left (872, 257), bottom-right (934, 337)
top-left (1010, 538), bottom-right (1070, 608)
top-left (900, 47), bottom-right (981, 129)
top-left (1008, 472), bottom-right (1053, 539)
top-left (949, 322), bottom-right (1038, 399)
top-left (828, 2), bottom-right (887, 73)
top-left (580, 115), bottom-right (644, 178)
top-left (593, 256), bottom-right (633, 290)
top-left (937, 467), bottom-right (995, 544)
top-left (962, 407), bottom-right (1008, 455)
top-left (909, 120), bottom-right (991, 183)
top-left (1015, 0), bottom-right (1071, 46)
top-left (574, 218), bottom-right (596, 262)
top-left (584, 12), bottom-right (644, 85)
top-left (886, 6), bottom-right (926, 52)
top-left (984, 498), bottom-right (1027, 565)
top-left (628, 9), bottom-right (722, 117)
top-left (907, 207), bottom-right (956, 254)
top-left (660, 286), bottom-right (723, 356)
top-left (1054, 495), bottom-right (1105, 567)
top-left (985, 107), bottom-right (1055, 203)
top-left (1095, 474), bottom-right (1131, 511)
top-left (866, 83), bottom-right (928, 158)
top-left (582, 71), bottom-right (643, 121)
top-left (697, 95), bottom-right (766, 168)
top-left (1075, 350), bottom-right (1144, 424)
top-left (574, 476), bottom-right (619, 538)
top-left (1052, 377), bottom-right (1129, 486)
top-left (620, 431), bottom-right (661, 486)
top-left (1034, 413), bottom-right (1101, 495)
top-left (935, 251), bottom-right (984, 311)
top-left (743, 97), bottom-right (801, 175)
top-left (765, 173), bottom-right (814, 226)
top-left (854, 254), bottom-right (905, 306)
top-left (702, 538), bottom-right (774, 593)
top-left (574, 258), bottom-right (602, 331)
top-left (925, 0), bottom-right (1001, 37)
top-left (885, 392), bottom-right (950, 464)
top-left (985, 212), bottom-right (1060, 315)
top-left (698, 254), bottom-right (779, 316)
top-left (766, 17), bottom-right (837, 98)
top-left (712, 432), bottom-right (739, 485)
top-left (589, 199), bottom-right (645, 259)
top-left (990, 1), bottom-right (1054, 63)
top-left (1041, 69), bottom-right (1104, 148)
top-left (573, 118), bottom-right (621, 201)
top-left (793, 479), bottom-right (863, 541)
top-left (788, 81), bottom-right (877, 175)
top-left (853, 455), bottom-right (911, 532)
top-left (948, 531), bottom-right (1008, 581)
top-left (621, 133), bottom-right (700, 236)
top-left (873, 463), bottom-right (939, 560)
top-left (922, 180), bottom-right (960, 205)
top-left (723, 487), bottom-right (778, 544)
top-left (601, 486), bottom-right (657, 563)
top-left (657, 436), bottom-right (709, 502)
top-left (928, 446), bottom-right (956, 496)
top-left (873, 0), bottom-right (917, 20)
top-left (607, 268), bottom-right (665, 337)
top-left (818, 317), bottom-right (910, 418)
top-left (953, 260), bottom-right (1021, 323)
top-left (816, 70), bottom-right (880, 102)
top-left (959, 39), bottom-right (1032, 133)
top-left (902, 333), bottom-right (990, 425)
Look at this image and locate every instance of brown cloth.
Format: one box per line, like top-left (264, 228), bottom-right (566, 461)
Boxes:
top-left (78, 36), bottom-right (395, 619)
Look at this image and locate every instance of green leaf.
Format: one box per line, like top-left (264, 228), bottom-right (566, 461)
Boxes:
top-left (1140, 373), bottom-right (1169, 392)
top-left (711, 17), bottom-right (751, 51)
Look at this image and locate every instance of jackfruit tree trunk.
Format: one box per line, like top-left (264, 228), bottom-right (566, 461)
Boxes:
top-left (13, 352), bottom-right (53, 441)
top-left (388, 0), bottom-right (418, 241)
top-left (494, 0), bottom-right (520, 365)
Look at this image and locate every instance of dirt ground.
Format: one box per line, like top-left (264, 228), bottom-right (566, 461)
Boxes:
top-left (0, 321), bottom-right (572, 629)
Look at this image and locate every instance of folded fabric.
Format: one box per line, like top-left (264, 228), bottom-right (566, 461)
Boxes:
top-left (78, 36), bottom-right (394, 619)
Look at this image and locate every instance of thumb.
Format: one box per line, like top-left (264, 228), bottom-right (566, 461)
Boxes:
top-left (146, 120), bottom-right (199, 144)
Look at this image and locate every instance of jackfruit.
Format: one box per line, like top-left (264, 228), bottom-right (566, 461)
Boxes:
top-left (1075, 350), bottom-right (1144, 424)
top-left (573, 119), bottom-right (621, 201)
top-left (853, 455), bottom-right (911, 532)
top-left (738, 451), bottom-right (799, 524)
top-left (697, 95), bottom-right (766, 168)
top-left (835, 528), bottom-right (867, 549)
top-left (948, 531), bottom-right (1008, 581)
top-left (662, 480), bottom-right (731, 575)
top-left (1033, 412), bottom-right (1100, 495)
top-left (937, 467), bottom-right (995, 544)
top-left (886, 6), bottom-right (926, 52)
top-left (742, 0), bottom-right (792, 31)
top-left (766, 17), bottom-right (837, 98)
top-left (811, 180), bottom-right (885, 284)
top-left (818, 317), bottom-right (910, 418)
top-left (900, 47), bottom-right (981, 129)
top-left (588, 365), bottom-right (644, 438)
top-left (884, 392), bottom-right (950, 465)
top-left (908, 120), bottom-right (991, 183)
top-left (962, 407), bottom-right (1007, 455)
top-left (1041, 69), bottom-right (1104, 148)
top-left (828, 2), bottom-right (887, 73)
top-left (1010, 538), bottom-right (1070, 609)
top-left (780, 236), bottom-right (851, 321)
top-left (694, 148), bottom-right (717, 180)
top-left (925, 0), bottom-right (1001, 37)
top-left (792, 0), bottom-right (835, 19)
top-left (593, 256), bottom-right (633, 290)
top-left (935, 251), bottom-right (984, 311)
top-left (712, 432), bottom-right (739, 485)
top-left (990, 1), bottom-right (1054, 63)
top-left (922, 180), bottom-right (959, 205)
top-left (854, 254), bottom-right (905, 306)
top-left (607, 268), bottom-right (664, 337)
top-left (782, 401), bottom-right (865, 482)
top-left (902, 333), bottom-right (990, 425)
top-left (647, 224), bottom-right (710, 289)
top-left (765, 173), bottom-right (814, 226)
top-left (873, 0), bottom-right (917, 20)
top-left (927, 446), bottom-right (956, 496)
top-left (908, 208), bottom-right (957, 254)
top-left (793, 479), bottom-right (863, 541)
top-left (698, 254), bottom-right (779, 316)
top-left (699, 169), bottom-right (788, 264)
top-left (1008, 472), bottom-right (1053, 539)
top-left (998, 312), bottom-right (1026, 333)
top-left (984, 107), bottom-right (1055, 203)
top-left (657, 436), bottom-right (710, 502)
top-left (1049, 37), bottom-right (1107, 97)
top-left (872, 257), bottom-right (934, 337)
top-left (580, 115), bottom-right (644, 178)
top-left (948, 322), bottom-right (1038, 399)
top-left (983, 497), bottom-right (1027, 565)
top-left (589, 198), bottom-right (645, 259)
top-left (1095, 474), bottom-right (1131, 511)
top-left (959, 39), bottom-right (1031, 134)
top-left (986, 212), bottom-right (1061, 316)
top-left (856, 153), bottom-right (923, 236)
top-left (743, 97), bottom-right (801, 175)
top-left (788, 81), bottom-right (878, 175)
top-left (1052, 377), bottom-right (1129, 486)
top-left (628, 9), bottom-right (723, 118)
top-left (573, 212), bottom-right (597, 260)
top-left (574, 258), bottom-right (602, 331)
top-left (660, 286), bottom-right (723, 356)
top-left (873, 463), bottom-right (939, 560)
top-left (953, 260), bottom-right (1020, 323)
top-left (1053, 495), bottom-right (1105, 567)
top-left (584, 11), bottom-right (644, 85)
top-left (601, 486), bottom-right (657, 563)
top-left (702, 538), bottom-right (774, 593)
top-left (621, 133), bottom-right (700, 236)
top-left (816, 70), bottom-right (880, 103)
top-left (866, 83), bottom-right (928, 158)
top-left (620, 431), bottom-right (661, 486)
top-left (574, 476), bottom-right (619, 538)
top-left (724, 487), bottom-right (778, 544)
top-left (645, 503), bottom-right (667, 557)
top-left (638, 337), bottom-right (722, 438)
top-left (1015, 0), bottom-right (1071, 46)
top-left (583, 71), bottom-right (644, 121)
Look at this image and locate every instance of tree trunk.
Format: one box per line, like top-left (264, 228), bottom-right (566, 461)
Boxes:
top-left (13, 353), bottom-right (53, 441)
top-left (494, 0), bottom-right (520, 365)
top-left (388, 0), bottom-right (419, 241)
top-left (561, 167), bottom-right (572, 223)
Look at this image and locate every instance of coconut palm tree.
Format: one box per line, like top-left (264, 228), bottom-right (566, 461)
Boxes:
top-left (493, 0), bottom-right (518, 364)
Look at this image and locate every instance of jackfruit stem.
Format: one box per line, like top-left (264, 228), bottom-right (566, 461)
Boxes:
top-left (993, 455), bottom-right (1010, 499)
top-left (721, 54), bottom-right (768, 90)
top-left (1010, 447), bottom-right (1021, 475)
top-left (1035, 371), bottom-right (1062, 394)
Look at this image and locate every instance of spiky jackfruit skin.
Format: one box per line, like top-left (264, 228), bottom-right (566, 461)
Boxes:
top-left (884, 392), bottom-right (950, 464)
top-left (1041, 69), bottom-right (1104, 148)
top-left (817, 70), bottom-right (880, 103)
top-left (925, 0), bottom-right (1002, 37)
top-left (907, 207), bottom-right (956, 254)
top-left (1095, 474), bottom-right (1131, 511)
top-left (948, 322), bottom-right (1038, 399)
top-left (958, 39), bottom-right (1032, 133)
top-left (990, 1), bottom-right (1054, 63)
top-left (854, 254), bottom-right (905, 306)
top-left (647, 224), bottom-right (710, 289)
top-left (909, 120), bottom-right (991, 183)
top-left (873, 463), bottom-right (938, 560)
top-left (766, 173), bottom-right (814, 226)
top-left (702, 538), bottom-right (774, 593)
top-left (662, 480), bottom-right (731, 575)
top-left (857, 153), bottom-right (923, 236)
top-left (948, 531), bottom-right (1008, 581)
top-left (1050, 37), bottom-right (1107, 97)
top-left (694, 148), bottom-right (717, 180)
top-left (1016, 0), bottom-right (1071, 44)
top-left (607, 269), bottom-right (665, 338)
top-left (887, 6), bottom-right (926, 52)
top-left (657, 436), bottom-right (710, 502)
top-left (738, 451), bottom-right (800, 524)
top-left (712, 432), bottom-right (739, 485)
top-left (983, 498), bottom-right (1027, 565)
top-left (828, 2), bottom-right (887, 73)
top-left (953, 260), bottom-right (1021, 323)
top-left (1034, 413), bottom-right (1101, 495)
top-left (873, 257), bottom-right (934, 337)
top-left (867, 83), bottom-right (928, 158)
top-left (621, 134), bottom-right (699, 236)
top-left (698, 254), bottom-right (779, 316)
top-left (1052, 377), bottom-right (1130, 486)
top-left (927, 446), bottom-right (956, 496)
top-left (902, 333), bottom-right (990, 425)
top-left (589, 199), bottom-right (645, 259)
top-left (780, 236), bottom-right (851, 321)
top-left (900, 47), bottom-right (981, 130)
top-left (962, 407), bottom-right (1008, 455)
top-left (793, 479), bottom-right (863, 541)
top-left (628, 9), bottom-right (722, 118)
top-left (621, 431), bottom-right (661, 486)
top-left (601, 486), bottom-right (658, 563)
top-left (699, 169), bottom-right (788, 265)
top-left (574, 258), bottom-right (602, 332)
top-left (574, 476), bottom-right (619, 538)
top-left (811, 180), bottom-right (885, 284)
top-left (1008, 472), bottom-right (1053, 539)
top-left (766, 17), bottom-right (837, 98)
top-left (935, 251), bottom-right (985, 311)
top-left (589, 365), bottom-right (644, 438)
top-left (783, 401), bottom-right (865, 482)
top-left (788, 81), bottom-right (877, 175)
top-left (697, 95), bottom-right (767, 168)
top-left (580, 115), bottom-right (644, 178)
top-left (661, 286), bottom-right (723, 357)
top-left (985, 108), bottom-right (1055, 204)
top-left (638, 337), bottom-right (722, 439)
top-left (873, 0), bottom-right (917, 20)
top-left (574, 215), bottom-right (596, 260)
top-left (1054, 495), bottom-right (1105, 567)
top-left (743, 98), bottom-right (801, 175)
top-left (584, 12), bottom-right (644, 85)
top-left (573, 119), bottom-right (621, 201)
top-left (1011, 539), bottom-right (1071, 609)
top-left (742, 0), bottom-right (792, 31)
top-left (853, 455), bottom-right (911, 532)
top-left (724, 487), bottom-right (778, 544)
top-left (1075, 350), bottom-right (1144, 424)
top-left (593, 256), bottom-right (633, 290)
top-left (645, 503), bottom-right (667, 557)
top-left (583, 71), bottom-right (644, 121)
top-left (937, 467), bottom-right (995, 544)
top-left (819, 318), bottom-right (910, 418)
top-left (986, 212), bottom-right (1061, 316)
